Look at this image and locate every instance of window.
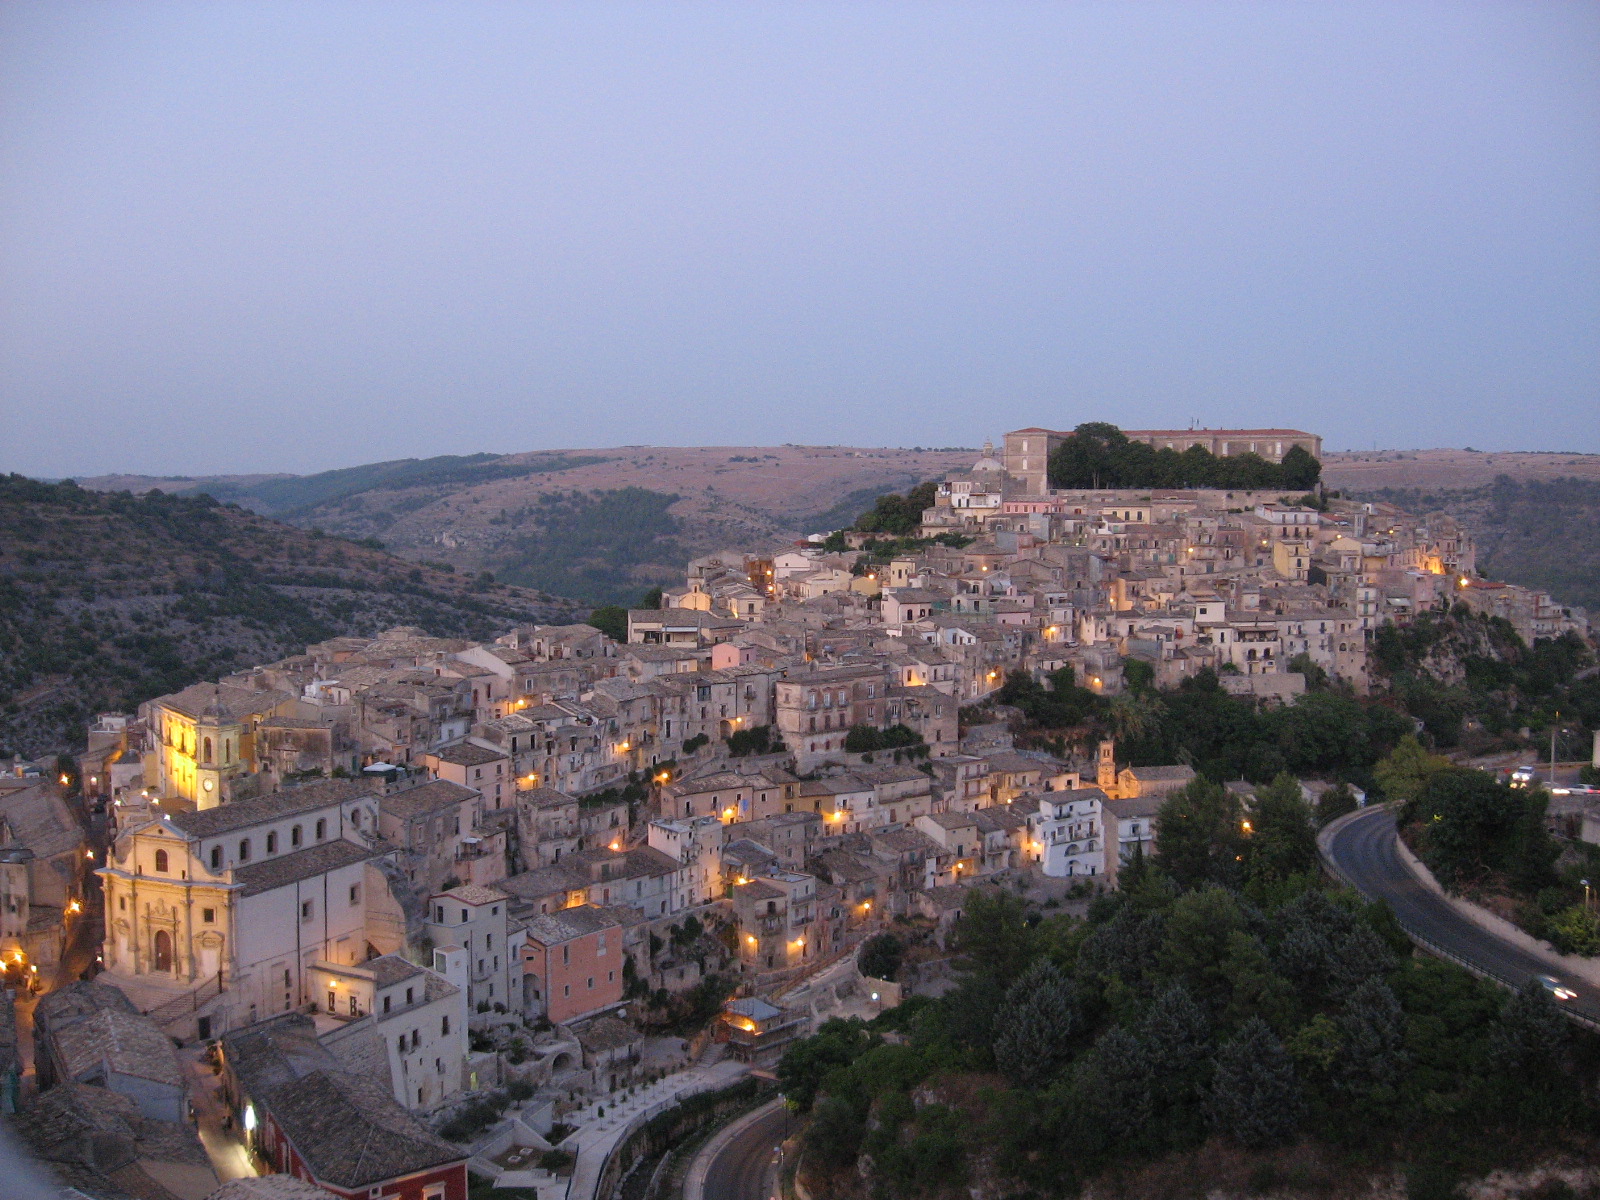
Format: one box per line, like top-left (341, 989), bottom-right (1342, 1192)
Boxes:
top-left (441, 1015), bottom-right (450, 1035)
top-left (202, 737), bottom-right (213, 764)
top-left (315, 819), bottom-right (327, 841)
top-left (435, 904), bottom-right (445, 923)
top-left (202, 907), bottom-right (215, 924)
top-left (349, 883), bottom-right (361, 905)
top-left (327, 990), bottom-right (336, 1012)
top-left (266, 832), bottom-right (277, 854)
top-left (587, 977), bottom-right (594, 990)
top-left (561, 945), bottom-right (570, 966)
top-left (301, 899), bottom-right (314, 922)
top-left (384, 995), bottom-right (392, 1014)
top-left (153, 849), bottom-right (168, 873)
top-left (291, 825), bottom-right (302, 847)
top-left (210, 846), bottom-right (222, 870)
top-left (406, 986), bottom-right (414, 1005)
top-left (238, 839), bottom-right (251, 862)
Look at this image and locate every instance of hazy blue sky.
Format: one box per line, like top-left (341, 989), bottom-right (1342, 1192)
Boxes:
top-left (2, 2), bottom-right (1596, 477)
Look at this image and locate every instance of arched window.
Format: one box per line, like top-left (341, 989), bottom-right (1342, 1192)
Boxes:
top-left (154, 849), bottom-right (168, 873)
top-left (224, 740), bottom-right (232, 763)
top-left (238, 838), bottom-right (251, 862)
top-left (202, 737), bottom-right (213, 764)
top-left (266, 832), bottom-right (277, 854)
top-left (152, 929), bottom-right (173, 973)
top-left (351, 809), bottom-right (361, 828)
top-left (210, 846), bottom-right (222, 870)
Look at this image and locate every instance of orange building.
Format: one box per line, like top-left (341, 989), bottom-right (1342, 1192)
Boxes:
top-left (521, 906), bottom-right (626, 1025)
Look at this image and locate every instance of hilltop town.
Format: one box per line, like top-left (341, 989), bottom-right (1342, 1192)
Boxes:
top-left (1, 423), bottom-right (1594, 1199)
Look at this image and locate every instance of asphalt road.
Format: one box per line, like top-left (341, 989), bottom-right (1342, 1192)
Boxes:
top-left (1325, 805), bottom-right (1600, 1027)
top-left (702, 1106), bottom-right (790, 1200)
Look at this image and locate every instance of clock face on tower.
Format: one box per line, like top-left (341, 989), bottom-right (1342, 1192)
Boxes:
top-left (203, 779), bottom-right (215, 792)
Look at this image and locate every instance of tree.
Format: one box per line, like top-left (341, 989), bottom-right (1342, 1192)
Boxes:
top-left (1048, 423), bottom-right (1130, 489)
top-left (1154, 777), bottom-right (1245, 892)
top-left (1272, 889), bottom-right (1396, 1003)
top-left (1415, 769), bottom-right (1521, 889)
top-left (1313, 783), bottom-right (1358, 829)
top-left (953, 887), bottom-right (1034, 988)
top-left (804, 1096), bottom-right (865, 1173)
top-left (1207, 1016), bottom-right (1304, 1149)
top-left (859, 933), bottom-right (904, 982)
top-left (587, 604), bottom-right (627, 643)
top-left (1246, 773), bottom-right (1319, 891)
top-left (1487, 980), bottom-right (1575, 1127)
top-left (1280, 445), bottom-right (1322, 490)
top-left (1330, 977), bottom-right (1408, 1109)
top-left (777, 1017), bottom-right (876, 1111)
top-left (1157, 887), bottom-right (1246, 1006)
top-left (1138, 983), bottom-right (1212, 1149)
top-left (1220, 929), bottom-right (1297, 1033)
top-left (1374, 736), bottom-right (1452, 812)
top-left (993, 959), bottom-right (1079, 1087)
top-left (1066, 1027), bottom-right (1155, 1152)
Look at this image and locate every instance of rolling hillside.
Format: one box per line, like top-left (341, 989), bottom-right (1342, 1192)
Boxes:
top-left (80, 445), bottom-right (977, 605)
top-left (0, 475), bottom-right (580, 756)
top-left (80, 443), bottom-right (1600, 613)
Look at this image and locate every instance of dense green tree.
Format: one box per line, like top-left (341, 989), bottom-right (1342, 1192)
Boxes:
top-left (777, 1018), bottom-right (876, 1111)
top-left (1487, 980), bottom-right (1575, 1127)
top-left (1157, 887), bottom-right (1246, 1007)
top-left (858, 932), bottom-right (904, 982)
top-left (1220, 929), bottom-right (1297, 1034)
top-left (1375, 735), bottom-right (1453, 811)
top-left (1331, 977), bottom-right (1409, 1110)
top-left (1272, 889), bottom-right (1396, 1003)
top-left (1246, 773), bottom-right (1319, 891)
top-left (1067, 1026), bottom-right (1155, 1151)
top-left (804, 1096), bottom-right (865, 1172)
top-left (1155, 777), bottom-right (1245, 892)
top-left (953, 887), bottom-right (1034, 988)
top-left (1280, 444), bottom-right (1322, 490)
top-left (587, 604), bottom-right (627, 643)
top-left (994, 959), bottom-right (1080, 1086)
top-left (1207, 1016), bottom-right (1304, 1149)
top-left (1415, 769), bottom-right (1522, 889)
top-left (1313, 783), bottom-right (1359, 829)
top-left (1138, 983), bottom-right (1212, 1149)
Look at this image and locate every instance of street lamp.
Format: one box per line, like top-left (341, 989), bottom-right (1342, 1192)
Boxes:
top-left (1583, 879), bottom-right (1592, 913)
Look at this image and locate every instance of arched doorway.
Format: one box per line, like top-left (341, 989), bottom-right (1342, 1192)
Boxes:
top-left (152, 930), bottom-right (173, 973)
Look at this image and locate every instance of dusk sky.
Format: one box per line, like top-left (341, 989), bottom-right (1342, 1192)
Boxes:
top-left (2, 2), bottom-right (1596, 478)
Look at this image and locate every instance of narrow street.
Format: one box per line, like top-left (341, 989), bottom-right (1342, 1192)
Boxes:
top-left (182, 1048), bottom-right (256, 1182)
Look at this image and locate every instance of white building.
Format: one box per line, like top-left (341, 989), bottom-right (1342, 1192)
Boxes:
top-left (1025, 787), bottom-right (1107, 878)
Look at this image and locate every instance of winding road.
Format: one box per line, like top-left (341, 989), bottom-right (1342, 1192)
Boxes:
top-left (700, 1104), bottom-right (790, 1200)
top-left (1323, 805), bottom-right (1600, 1027)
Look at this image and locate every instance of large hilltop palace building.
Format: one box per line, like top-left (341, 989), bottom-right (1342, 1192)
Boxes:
top-left (1003, 427), bottom-right (1325, 496)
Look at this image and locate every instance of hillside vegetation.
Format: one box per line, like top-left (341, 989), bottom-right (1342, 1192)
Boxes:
top-left (80, 445), bottom-right (976, 607)
top-left (0, 475), bottom-right (578, 755)
top-left (786, 822), bottom-right (1600, 1200)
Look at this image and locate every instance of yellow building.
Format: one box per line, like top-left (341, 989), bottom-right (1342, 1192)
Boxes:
top-left (140, 683), bottom-right (291, 808)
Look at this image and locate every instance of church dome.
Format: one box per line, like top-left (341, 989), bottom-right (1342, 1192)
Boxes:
top-left (971, 440), bottom-right (1003, 474)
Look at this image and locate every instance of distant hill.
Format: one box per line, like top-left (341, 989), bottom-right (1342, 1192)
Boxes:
top-left (0, 475), bottom-right (581, 756)
top-left (73, 444), bottom-right (1600, 614)
top-left (79, 445), bottom-right (976, 606)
